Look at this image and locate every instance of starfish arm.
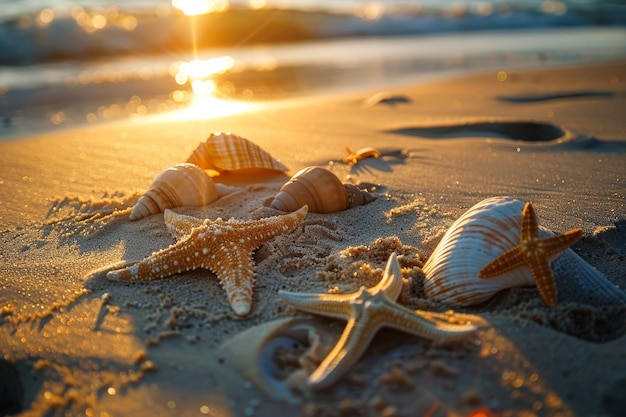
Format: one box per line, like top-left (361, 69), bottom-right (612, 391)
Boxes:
top-left (243, 205), bottom-right (308, 249)
top-left (521, 202), bottom-right (540, 241)
top-left (210, 247), bottom-right (256, 316)
top-left (374, 252), bottom-right (403, 301)
top-left (106, 227), bottom-right (207, 282)
top-left (381, 298), bottom-right (477, 342)
top-left (527, 256), bottom-right (558, 306)
top-left (308, 316), bottom-right (379, 389)
top-left (539, 228), bottom-right (583, 257)
top-left (164, 209), bottom-right (204, 240)
top-left (279, 290), bottom-right (354, 320)
top-left (478, 247), bottom-right (527, 278)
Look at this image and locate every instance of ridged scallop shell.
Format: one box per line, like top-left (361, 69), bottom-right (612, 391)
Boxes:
top-left (423, 196), bottom-right (626, 306)
top-left (130, 163), bottom-right (229, 221)
top-left (264, 166), bottom-right (376, 213)
top-left (186, 132), bottom-right (288, 174)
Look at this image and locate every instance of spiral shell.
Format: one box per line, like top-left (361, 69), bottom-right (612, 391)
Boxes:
top-left (264, 166), bottom-right (376, 213)
top-left (130, 163), bottom-right (228, 221)
top-left (186, 132), bottom-right (288, 174)
top-left (217, 317), bottom-right (329, 402)
top-left (423, 196), bottom-right (626, 306)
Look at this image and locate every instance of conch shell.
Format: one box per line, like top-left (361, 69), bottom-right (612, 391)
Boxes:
top-left (129, 163), bottom-right (235, 221)
top-left (264, 166), bottom-right (376, 213)
top-left (186, 132), bottom-right (288, 175)
top-left (422, 196), bottom-right (626, 306)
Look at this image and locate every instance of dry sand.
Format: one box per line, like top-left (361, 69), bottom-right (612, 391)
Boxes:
top-left (1, 61), bottom-right (625, 417)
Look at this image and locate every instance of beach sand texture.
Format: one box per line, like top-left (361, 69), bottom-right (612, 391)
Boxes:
top-left (1, 62), bottom-right (626, 417)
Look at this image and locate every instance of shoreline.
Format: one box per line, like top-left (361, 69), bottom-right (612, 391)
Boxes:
top-left (2, 27), bottom-right (626, 142)
top-left (1, 60), bottom-right (625, 417)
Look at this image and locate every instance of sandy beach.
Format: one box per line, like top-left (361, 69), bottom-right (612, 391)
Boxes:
top-left (1, 60), bottom-right (626, 417)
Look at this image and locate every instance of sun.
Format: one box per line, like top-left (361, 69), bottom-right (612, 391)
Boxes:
top-left (171, 0), bottom-right (228, 16)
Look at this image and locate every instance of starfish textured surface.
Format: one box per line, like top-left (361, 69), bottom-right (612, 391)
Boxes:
top-left (279, 253), bottom-right (477, 389)
top-left (478, 201), bottom-right (583, 306)
top-left (107, 205), bottom-right (308, 316)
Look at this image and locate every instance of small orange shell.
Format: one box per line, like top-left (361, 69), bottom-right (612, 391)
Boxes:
top-left (130, 163), bottom-right (222, 221)
top-left (343, 147), bottom-right (381, 165)
top-left (265, 166), bottom-right (375, 213)
top-left (187, 132), bottom-right (288, 174)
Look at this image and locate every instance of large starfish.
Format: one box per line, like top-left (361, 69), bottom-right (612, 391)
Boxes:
top-left (107, 205), bottom-right (308, 316)
top-left (478, 201), bottom-right (583, 306)
top-left (279, 253), bottom-right (477, 389)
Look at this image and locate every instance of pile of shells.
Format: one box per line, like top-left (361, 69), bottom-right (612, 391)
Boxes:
top-left (130, 133), bottom-right (377, 220)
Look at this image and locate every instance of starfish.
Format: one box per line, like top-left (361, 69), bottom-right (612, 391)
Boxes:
top-left (279, 253), bottom-right (477, 389)
top-left (478, 201), bottom-right (583, 306)
top-left (107, 205), bottom-right (308, 316)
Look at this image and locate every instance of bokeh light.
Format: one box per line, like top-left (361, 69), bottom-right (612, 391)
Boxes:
top-left (36, 9), bottom-right (54, 28)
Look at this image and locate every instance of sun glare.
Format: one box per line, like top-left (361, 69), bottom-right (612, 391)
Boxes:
top-left (164, 96), bottom-right (257, 121)
top-left (172, 56), bottom-right (234, 100)
top-left (174, 56), bottom-right (234, 84)
top-left (171, 0), bottom-right (229, 15)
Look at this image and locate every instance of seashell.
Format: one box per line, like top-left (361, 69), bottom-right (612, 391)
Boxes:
top-left (264, 166), bottom-right (376, 213)
top-left (129, 163), bottom-right (235, 221)
top-left (423, 196), bottom-right (626, 307)
top-left (186, 132), bottom-right (288, 174)
top-left (216, 316), bottom-right (336, 403)
top-left (342, 146), bottom-right (381, 165)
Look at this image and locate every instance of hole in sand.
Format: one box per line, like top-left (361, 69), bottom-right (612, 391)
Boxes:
top-left (0, 359), bottom-right (24, 416)
top-left (388, 120), bottom-right (567, 142)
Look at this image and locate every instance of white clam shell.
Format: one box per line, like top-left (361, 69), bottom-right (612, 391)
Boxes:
top-left (130, 163), bottom-right (230, 221)
top-left (423, 196), bottom-right (626, 306)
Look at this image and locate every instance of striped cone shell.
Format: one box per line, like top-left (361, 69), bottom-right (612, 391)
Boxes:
top-left (130, 163), bottom-right (222, 221)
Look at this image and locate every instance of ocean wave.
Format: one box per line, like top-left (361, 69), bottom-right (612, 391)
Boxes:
top-left (1, 4), bottom-right (625, 66)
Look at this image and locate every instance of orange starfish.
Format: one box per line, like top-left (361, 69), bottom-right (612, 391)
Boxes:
top-left (478, 201), bottom-right (583, 306)
top-left (107, 205), bottom-right (307, 316)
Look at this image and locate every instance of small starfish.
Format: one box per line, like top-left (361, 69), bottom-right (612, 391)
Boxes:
top-left (478, 201), bottom-right (583, 306)
top-left (279, 253), bottom-right (477, 389)
top-left (107, 205), bottom-right (308, 316)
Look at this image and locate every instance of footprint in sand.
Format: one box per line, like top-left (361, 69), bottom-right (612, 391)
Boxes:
top-left (496, 90), bottom-right (616, 103)
top-left (387, 119), bottom-right (626, 151)
top-left (389, 120), bottom-right (569, 142)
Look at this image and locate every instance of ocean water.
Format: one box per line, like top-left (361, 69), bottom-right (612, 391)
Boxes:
top-left (1, 0), bottom-right (625, 139)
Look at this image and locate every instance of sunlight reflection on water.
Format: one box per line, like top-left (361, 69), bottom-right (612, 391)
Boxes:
top-left (172, 56), bottom-right (235, 99)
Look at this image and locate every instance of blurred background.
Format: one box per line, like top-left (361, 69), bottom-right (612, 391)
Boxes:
top-left (0, 0), bottom-right (625, 140)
